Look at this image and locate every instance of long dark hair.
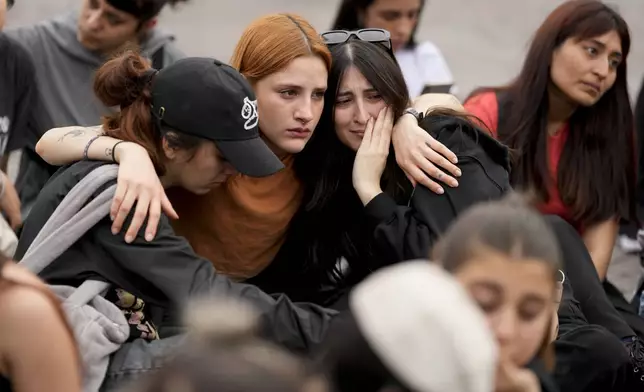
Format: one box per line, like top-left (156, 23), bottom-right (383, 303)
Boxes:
top-left (291, 40), bottom-right (411, 285)
top-left (331, 0), bottom-right (426, 49)
top-left (482, 0), bottom-right (635, 226)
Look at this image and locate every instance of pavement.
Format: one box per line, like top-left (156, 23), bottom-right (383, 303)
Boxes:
top-left (6, 0), bottom-right (644, 296)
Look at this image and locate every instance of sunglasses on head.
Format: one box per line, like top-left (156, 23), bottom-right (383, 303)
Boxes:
top-left (321, 28), bottom-right (395, 58)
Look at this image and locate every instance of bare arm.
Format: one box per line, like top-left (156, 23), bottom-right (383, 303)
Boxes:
top-left (36, 125), bottom-right (177, 241)
top-left (0, 283), bottom-right (81, 392)
top-left (582, 218), bottom-right (619, 280)
top-left (35, 125), bottom-right (122, 165)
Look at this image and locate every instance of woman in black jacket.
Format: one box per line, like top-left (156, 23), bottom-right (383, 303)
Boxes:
top-left (15, 51), bottom-right (337, 354)
top-left (271, 37), bottom-right (509, 296)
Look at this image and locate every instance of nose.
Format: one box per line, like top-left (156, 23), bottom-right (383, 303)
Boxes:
top-left (294, 97), bottom-right (314, 124)
top-left (393, 18), bottom-right (414, 41)
top-left (353, 100), bottom-right (370, 126)
top-left (592, 58), bottom-right (610, 80)
top-left (86, 10), bottom-right (103, 31)
top-left (492, 309), bottom-right (518, 349)
top-left (223, 162), bottom-right (237, 176)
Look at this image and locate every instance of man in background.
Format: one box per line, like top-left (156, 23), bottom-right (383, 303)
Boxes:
top-left (6, 0), bottom-right (188, 127)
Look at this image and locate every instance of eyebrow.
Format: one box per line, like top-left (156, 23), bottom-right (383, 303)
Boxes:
top-left (469, 281), bottom-right (502, 296)
top-left (338, 87), bottom-right (378, 96)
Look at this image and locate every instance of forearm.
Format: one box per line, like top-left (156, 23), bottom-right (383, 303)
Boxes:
top-left (583, 220), bottom-right (619, 280)
top-left (35, 126), bottom-right (124, 165)
top-left (411, 93), bottom-right (464, 114)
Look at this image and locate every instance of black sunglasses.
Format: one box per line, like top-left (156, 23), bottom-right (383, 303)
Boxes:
top-left (7, 0), bottom-right (14, 9)
top-left (321, 28), bottom-right (395, 59)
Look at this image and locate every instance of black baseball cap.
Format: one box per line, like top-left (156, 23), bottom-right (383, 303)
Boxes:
top-left (150, 57), bottom-right (284, 177)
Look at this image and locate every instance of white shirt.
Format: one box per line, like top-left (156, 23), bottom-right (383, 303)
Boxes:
top-left (395, 41), bottom-right (456, 98)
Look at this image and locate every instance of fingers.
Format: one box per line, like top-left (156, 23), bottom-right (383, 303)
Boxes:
top-left (110, 182), bottom-right (128, 223)
top-left (111, 187), bottom-right (137, 237)
top-left (124, 191), bottom-right (151, 243)
top-left (420, 144), bottom-right (461, 185)
top-left (161, 193), bottom-right (179, 220)
top-left (7, 210), bottom-right (22, 231)
top-left (426, 135), bottom-right (458, 164)
top-left (361, 116), bottom-right (375, 146)
top-left (379, 106), bottom-right (394, 150)
top-left (145, 198), bottom-right (162, 242)
top-left (406, 165), bottom-right (445, 194)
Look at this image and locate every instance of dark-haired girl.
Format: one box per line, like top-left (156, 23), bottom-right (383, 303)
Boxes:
top-left (331, 0), bottom-right (456, 98)
top-left (458, 0), bottom-right (644, 355)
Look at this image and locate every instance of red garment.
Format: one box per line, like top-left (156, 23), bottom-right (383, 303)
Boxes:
top-left (464, 91), bottom-right (578, 228)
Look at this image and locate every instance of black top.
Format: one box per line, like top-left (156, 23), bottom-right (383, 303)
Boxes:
top-left (362, 115), bottom-right (511, 263)
top-left (251, 115), bottom-right (511, 306)
top-left (15, 161), bottom-right (337, 353)
top-left (0, 374), bottom-right (10, 392)
top-left (0, 33), bottom-right (55, 215)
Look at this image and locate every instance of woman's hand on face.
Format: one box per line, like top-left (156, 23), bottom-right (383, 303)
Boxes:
top-left (110, 143), bottom-right (178, 243)
top-left (391, 112), bottom-right (461, 195)
top-left (353, 106), bottom-right (394, 206)
top-left (496, 361), bottom-right (541, 392)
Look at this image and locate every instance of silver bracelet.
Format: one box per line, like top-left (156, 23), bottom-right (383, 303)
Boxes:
top-left (83, 135), bottom-right (101, 160)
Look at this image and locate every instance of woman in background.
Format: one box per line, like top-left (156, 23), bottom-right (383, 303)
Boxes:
top-left (332, 0), bottom-right (456, 97)
top-left (0, 256), bottom-right (81, 392)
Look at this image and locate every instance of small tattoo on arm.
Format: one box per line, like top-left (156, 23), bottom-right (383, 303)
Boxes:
top-left (105, 147), bottom-right (113, 158)
top-left (57, 129), bottom-right (86, 142)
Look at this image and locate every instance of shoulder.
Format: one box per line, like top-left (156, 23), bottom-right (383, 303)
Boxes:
top-left (0, 34), bottom-right (35, 69)
top-left (0, 270), bottom-right (63, 337)
top-left (464, 90), bottom-right (499, 133)
top-left (414, 41), bottom-right (446, 58)
top-left (161, 42), bottom-right (186, 66)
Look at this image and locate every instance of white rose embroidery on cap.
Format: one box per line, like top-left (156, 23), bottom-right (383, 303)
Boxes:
top-left (241, 97), bottom-right (258, 130)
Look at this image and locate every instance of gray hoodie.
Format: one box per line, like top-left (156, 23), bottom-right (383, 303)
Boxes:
top-left (6, 11), bottom-right (185, 127)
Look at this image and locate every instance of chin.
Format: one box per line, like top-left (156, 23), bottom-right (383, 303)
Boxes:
top-left (571, 91), bottom-right (601, 107)
top-left (279, 138), bottom-right (311, 154)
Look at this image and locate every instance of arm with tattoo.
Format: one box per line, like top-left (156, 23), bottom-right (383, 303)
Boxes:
top-left (36, 125), bottom-right (134, 165)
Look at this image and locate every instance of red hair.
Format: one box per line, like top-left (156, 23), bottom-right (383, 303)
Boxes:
top-left (93, 49), bottom-right (166, 172)
top-left (230, 13), bottom-right (331, 83)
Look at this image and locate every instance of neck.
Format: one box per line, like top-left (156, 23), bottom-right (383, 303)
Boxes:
top-left (547, 83), bottom-right (577, 124)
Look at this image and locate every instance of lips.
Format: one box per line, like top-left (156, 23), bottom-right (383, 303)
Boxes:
top-left (286, 128), bottom-right (311, 139)
top-left (581, 82), bottom-right (601, 94)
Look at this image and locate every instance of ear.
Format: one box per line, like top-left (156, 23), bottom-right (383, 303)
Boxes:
top-left (161, 136), bottom-right (177, 160)
top-left (141, 17), bottom-right (157, 31)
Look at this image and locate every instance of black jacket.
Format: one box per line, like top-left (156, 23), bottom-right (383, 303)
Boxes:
top-left (363, 114), bottom-right (512, 263)
top-left (251, 115), bottom-right (511, 306)
top-left (15, 161), bottom-right (337, 353)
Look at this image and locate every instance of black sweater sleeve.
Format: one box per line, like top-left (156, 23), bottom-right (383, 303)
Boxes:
top-left (363, 187), bottom-right (454, 264)
top-left (96, 212), bottom-right (338, 354)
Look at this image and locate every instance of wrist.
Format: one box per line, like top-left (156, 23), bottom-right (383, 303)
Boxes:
top-left (355, 182), bottom-right (383, 206)
top-left (115, 142), bottom-right (145, 163)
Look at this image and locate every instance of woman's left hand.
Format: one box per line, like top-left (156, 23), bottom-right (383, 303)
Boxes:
top-left (353, 106), bottom-right (394, 205)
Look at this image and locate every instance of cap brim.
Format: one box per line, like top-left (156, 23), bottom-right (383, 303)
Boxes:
top-left (216, 137), bottom-right (284, 177)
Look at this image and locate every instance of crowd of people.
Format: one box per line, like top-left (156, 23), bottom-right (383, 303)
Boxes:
top-left (0, 0), bottom-right (643, 391)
